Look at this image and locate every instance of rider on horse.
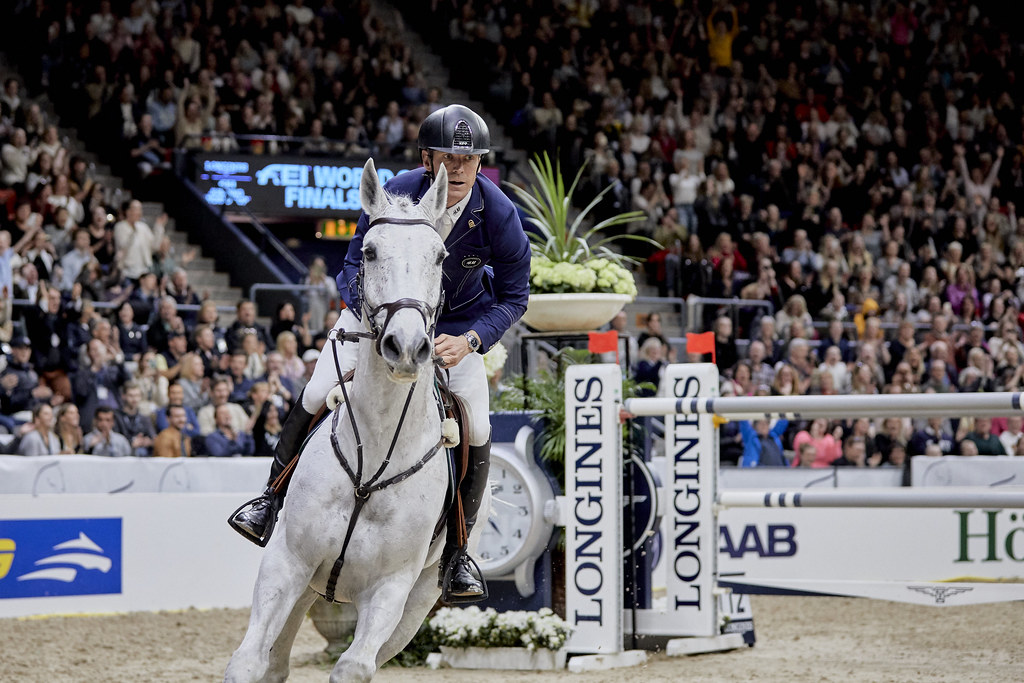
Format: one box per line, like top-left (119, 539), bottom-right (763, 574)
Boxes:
top-left (230, 104), bottom-right (532, 601)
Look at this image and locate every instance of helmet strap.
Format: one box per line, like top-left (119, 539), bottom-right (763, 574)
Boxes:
top-left (422, 149), bottom-right (435, 182)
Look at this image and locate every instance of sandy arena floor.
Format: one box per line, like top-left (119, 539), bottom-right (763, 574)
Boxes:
top-left (1, 596), bottom-right (1020, 682)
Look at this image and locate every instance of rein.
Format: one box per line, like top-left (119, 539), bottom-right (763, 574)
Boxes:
top-left (320, 221), bottom-right (447, 602)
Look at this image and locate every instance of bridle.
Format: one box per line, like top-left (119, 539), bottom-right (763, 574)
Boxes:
top-left (320, 213), bottom-right (449, 603)
top-left (356, 215), bottom-right (445, 357)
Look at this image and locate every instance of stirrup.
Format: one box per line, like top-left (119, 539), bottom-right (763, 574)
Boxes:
top-left (439, 551), bottom-right (488, 604)
top-left (227, 491), bottom-right (280, 548)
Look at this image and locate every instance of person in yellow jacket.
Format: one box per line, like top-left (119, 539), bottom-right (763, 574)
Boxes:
top-left (707, 2), bottom-right (740, 74)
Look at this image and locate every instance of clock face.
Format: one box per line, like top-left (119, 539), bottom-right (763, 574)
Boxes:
top-left (477, 452), bottom-right (535, 576)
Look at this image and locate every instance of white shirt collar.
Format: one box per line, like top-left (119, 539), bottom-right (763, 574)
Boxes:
top-left (445, 191), bottom-right (473, 225)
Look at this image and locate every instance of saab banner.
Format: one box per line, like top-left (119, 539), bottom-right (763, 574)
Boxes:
top-left (718, 506), bottom-right (1024, 605)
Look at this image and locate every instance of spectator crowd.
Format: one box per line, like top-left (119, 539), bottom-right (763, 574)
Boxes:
top-left (5, 1), bottom-right (1024, 470)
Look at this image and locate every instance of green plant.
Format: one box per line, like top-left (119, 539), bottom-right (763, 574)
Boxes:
top-left (493, 348), bottom-right (654, 486)
top-left (504, 152), bottom-right (659, 295)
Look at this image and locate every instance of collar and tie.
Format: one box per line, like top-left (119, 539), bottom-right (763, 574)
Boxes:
top-left (438, 192), bottom-right (473, 242)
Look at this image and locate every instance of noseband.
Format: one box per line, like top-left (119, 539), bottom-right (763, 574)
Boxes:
top-left (358, 216), bottom-right (445, 357)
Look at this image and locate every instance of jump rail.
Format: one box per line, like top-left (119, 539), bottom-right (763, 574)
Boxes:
top-left (625, 392), bottom-right (1024, 420)
top-left (719, 488), bottom-right (1024, 509)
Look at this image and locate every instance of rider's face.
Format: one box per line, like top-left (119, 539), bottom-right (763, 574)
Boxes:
top-left (423, 151), bottom-right (479, 207)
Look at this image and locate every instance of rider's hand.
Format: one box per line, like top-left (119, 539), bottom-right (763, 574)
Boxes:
top-left (434, 333), bottom-right (471, 369)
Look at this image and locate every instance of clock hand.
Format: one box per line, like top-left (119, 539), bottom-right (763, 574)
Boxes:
top-left (488, 519), bottom-right (501, 533)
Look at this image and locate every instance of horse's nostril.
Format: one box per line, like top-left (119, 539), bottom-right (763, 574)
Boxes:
top-left (414, 337), bottom-right (432, 364)
top-left (381, 333), bottom-right (402, 361)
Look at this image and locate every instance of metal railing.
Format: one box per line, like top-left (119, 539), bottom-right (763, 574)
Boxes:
top-left (222, 203), bottom-right (309, 282)
top-left (11, 298), bottom-right (236, 315)
top-left (685, 296), bottom-right (776, 334)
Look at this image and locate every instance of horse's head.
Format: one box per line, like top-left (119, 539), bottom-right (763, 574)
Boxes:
top-left (358, 158), bottom-right (449, 382)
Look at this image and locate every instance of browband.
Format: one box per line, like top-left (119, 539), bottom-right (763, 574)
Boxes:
top-left (367, 216), bottom-right (438, 229)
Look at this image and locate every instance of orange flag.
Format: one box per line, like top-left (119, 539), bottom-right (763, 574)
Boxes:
top-left (686, 331), bottom-right (716, 364)
top-left (588, 330), bottom-right (619, 360)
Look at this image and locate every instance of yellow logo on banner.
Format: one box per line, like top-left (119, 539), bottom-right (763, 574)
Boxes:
top-left (0, 538), bottom-right (14, 579)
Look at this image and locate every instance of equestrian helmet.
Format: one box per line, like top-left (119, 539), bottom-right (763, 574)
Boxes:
top-left (418, 104), bottom-right (490, 156)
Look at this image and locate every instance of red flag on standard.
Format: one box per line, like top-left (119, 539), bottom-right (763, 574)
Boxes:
top-left (686, 331), bottom-right (716, 364)
top-left (588, 329), bottom-right (619, 355)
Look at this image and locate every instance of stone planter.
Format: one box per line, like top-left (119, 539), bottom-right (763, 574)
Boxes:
top-left (308, 600), bottom-right (358, 657)
top-left (521, 292), bottom-right (632, 332)
top-left (439, 645), bottom-right (567, 671)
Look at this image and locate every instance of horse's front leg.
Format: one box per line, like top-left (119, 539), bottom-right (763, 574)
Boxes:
top-left (224, 540), bottom-right (317, 683)
top-left (375, 554), bottom-right (443, 667)
top-left (330, 574), bottom-right (418, 683)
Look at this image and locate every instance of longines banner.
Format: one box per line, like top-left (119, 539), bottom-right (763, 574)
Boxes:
top-left (193, 154), bottom-right (420, 217)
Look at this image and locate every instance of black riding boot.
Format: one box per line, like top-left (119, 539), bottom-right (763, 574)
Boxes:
top-left (440, 440), bottom-right (491, 601)
top-left (228, 395), bottom-right (317, 546)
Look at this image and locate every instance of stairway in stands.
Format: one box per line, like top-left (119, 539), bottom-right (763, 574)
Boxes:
top-left (43, 101), bottom-right (243, 312)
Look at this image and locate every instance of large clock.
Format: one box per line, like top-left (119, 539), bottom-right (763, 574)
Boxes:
top-left (477, 425), bottom-right (557, 596)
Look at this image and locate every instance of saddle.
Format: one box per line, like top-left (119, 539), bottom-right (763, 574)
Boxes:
top-left (434, 372), bottom-right (472, 547)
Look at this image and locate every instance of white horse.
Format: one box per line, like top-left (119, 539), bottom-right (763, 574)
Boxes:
top-left (225, 160), bottom-right (487, 682)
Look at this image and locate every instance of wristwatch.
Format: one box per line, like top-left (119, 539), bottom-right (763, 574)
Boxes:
top-left (463, 331), bottom-right (481, 353)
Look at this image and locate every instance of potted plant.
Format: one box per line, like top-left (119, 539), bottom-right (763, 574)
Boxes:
top-left (505, 153), bottom-right (658, 331)
top-left (428, 606), bottom-right (572, 670)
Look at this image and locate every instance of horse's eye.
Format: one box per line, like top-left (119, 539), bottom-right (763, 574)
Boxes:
top-left (436, 248), bottom-right (447, 265)
top-left (363, 245), bottom-right (377, 262)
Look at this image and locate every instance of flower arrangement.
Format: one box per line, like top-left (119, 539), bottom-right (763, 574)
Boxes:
top-left (505, 152), bottom-right (657, 297)
top-left (530, 256), bottom-right (638, 297)
top-left (428, 606), bottom-right (572, 652)
top-left (481, 341), bottom-right (508, 381)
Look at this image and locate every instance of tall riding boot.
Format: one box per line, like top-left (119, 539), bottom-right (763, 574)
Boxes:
top-left (440, 440), bottom-right (491, 601)
top-left (228, 394), bottom-right (318, 546)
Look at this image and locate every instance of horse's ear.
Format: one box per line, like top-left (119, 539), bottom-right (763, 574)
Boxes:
top-left (419, 163), bottom-right (448, 228)
top-left (361, 158), bottom-right (383, 216)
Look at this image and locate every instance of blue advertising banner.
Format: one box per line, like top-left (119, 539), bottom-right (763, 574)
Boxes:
top-left (0, 518), bottom-right (122, 599)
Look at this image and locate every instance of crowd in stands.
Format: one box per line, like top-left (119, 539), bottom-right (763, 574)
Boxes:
top-left (6, 1), bottom-right (1024, 470)
top-left (0, 5), bottom-right (346, 454)
top-left (8, 0), bottom-right (440, 178)
top-left (459, 0), bottom-right (1024, 467)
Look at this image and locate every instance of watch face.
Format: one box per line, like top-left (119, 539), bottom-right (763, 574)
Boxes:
top-left (477, 453), bottom-right (534, 575)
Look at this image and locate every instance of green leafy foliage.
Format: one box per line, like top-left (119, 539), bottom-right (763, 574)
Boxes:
top-left (493, 348), bottom-right (654, 488)
top-left (504, 152), bottom-right (660, 296)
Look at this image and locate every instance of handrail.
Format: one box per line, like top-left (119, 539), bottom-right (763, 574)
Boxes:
top-left (685, 296), bottom-right (775, 333)
top-left (180, 132), bottom-right (507, 156)
top-left (249, 283), bottom-right (339, 304)
top-left (222, 202), bottom-right (309, 281)
top-left (11, 298), bottom-right (236, 314)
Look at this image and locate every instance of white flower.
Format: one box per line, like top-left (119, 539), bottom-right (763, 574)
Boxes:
top-left (427, 606), bottom-right (573, 651)
top-left (481, 342), bottom-right (508, 380)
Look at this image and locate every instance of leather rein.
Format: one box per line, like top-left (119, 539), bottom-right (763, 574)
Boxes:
top-left (322, 215), bottom-right (449, 603)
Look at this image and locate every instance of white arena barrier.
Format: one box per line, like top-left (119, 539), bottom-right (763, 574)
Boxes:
top-left (0, 493), bottom-right (263, 618)
top-left (0, 455), bottom-right (270, 494)
top-left (560, 363), bottom-right (1024, 662)
top-left (0, 457), bottom-right (271, 618)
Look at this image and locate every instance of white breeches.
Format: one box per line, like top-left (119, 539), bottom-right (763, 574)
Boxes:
top-left (303, 308), bottom-right (492, 446)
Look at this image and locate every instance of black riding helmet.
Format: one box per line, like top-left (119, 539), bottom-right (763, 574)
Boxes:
top-left (418, 104), bottom-right (491, 156)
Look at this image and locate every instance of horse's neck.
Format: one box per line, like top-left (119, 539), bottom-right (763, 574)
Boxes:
top-left (342, 347), bottom-right (438, 460)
